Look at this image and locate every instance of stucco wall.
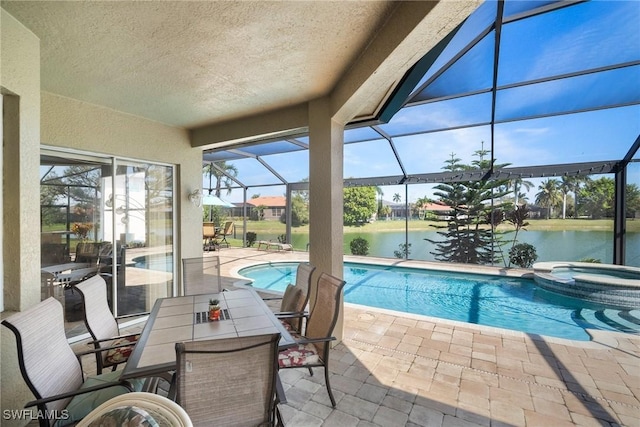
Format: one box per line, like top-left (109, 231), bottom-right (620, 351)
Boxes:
top-left (1, 8), bottom-right (205, 422)
top-left (39, 90), bottom-right (205, 259)
top-left (1, 8), bottom-right (42, 426)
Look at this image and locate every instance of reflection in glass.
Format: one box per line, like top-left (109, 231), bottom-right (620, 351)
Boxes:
top-left (40, 152), bottom-right (175, 337)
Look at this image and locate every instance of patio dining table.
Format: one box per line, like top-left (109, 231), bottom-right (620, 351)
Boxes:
top-left (120, 288), bottom-right (294, 381)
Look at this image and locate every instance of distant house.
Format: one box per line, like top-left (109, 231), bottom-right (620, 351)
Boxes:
top-left (247, 196), bottom-right (287, 221)
top-left (417, 202), bottom-right (453, 220)
top-left (382, 200), bottom-right (409, 219)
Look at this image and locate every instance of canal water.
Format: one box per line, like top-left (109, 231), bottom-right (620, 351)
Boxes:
top-left (271, 230), bottom-right (640, 267)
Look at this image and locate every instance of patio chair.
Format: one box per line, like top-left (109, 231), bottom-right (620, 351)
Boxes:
top-left (74, 275), bottom-right (141, 375)
top-left (278, 272), bottom-right (346, 407)
top-left (1, 297), bottom-right (146, 427)
top-left (202, 222), bottom-right (218, 251)
top-left (182, 256), bottom-right (222, 295)
top-left (219, 221), bottom-right (234, 248)
top-left (272, 262), bottom-right (316, 333)
top-left (173, 333), bottom-right (282, 427)
top-left (76, 392), bottom-right (192, 427)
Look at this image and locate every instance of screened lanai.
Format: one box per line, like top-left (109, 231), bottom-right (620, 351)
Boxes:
top-left (202, 0), bottom-right (640, 267)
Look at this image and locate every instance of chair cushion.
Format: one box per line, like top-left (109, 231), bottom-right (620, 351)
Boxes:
top-left (280, 320), bottom-right (295, 332)
top-left (58, 371), bottom-right (145, 426)
top-left (87, 406), bottom-right (160, 427)
top-left (105, 335), bottom-right (139, 366)
top-left (278, 340), bottom-right (319, 368)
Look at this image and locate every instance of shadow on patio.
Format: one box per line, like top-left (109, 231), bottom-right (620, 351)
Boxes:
top-left (214, 248), bottom-right (640, 426)
top-left (63, 248), bottom-right (639, 426)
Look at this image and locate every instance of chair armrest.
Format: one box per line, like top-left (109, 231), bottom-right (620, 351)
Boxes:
top-left (76, 340), bottom-right (136, 359)
top-left (24, 379), bottom-right (135, 408)
top-left (116, 312), bottom-right (150, 320)
top-left (85, 333), bottom-right (139, 346)
top-left (292, 336), bottom-right (337, 345)
top-left (274, 310), bottom-right (307, 318)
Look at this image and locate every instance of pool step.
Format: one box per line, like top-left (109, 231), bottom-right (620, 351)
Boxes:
top-left (573, 308), bottom-right (640, 334)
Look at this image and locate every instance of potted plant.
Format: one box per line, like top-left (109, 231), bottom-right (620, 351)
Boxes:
top-left (209, 299), bottom-right (221, 321)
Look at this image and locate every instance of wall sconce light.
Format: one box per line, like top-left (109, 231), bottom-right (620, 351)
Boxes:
top-left (188, 188), bottom-right (202, 207)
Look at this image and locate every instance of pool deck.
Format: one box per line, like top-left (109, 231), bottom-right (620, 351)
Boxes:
top-left (82, 248), bottom-right (640, 426)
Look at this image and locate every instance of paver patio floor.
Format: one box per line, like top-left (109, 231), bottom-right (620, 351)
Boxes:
top-left (74, 248), bottom-right (639, 426)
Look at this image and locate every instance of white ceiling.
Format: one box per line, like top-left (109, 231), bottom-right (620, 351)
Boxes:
top-left (2, 1), bottom-right (478, 136)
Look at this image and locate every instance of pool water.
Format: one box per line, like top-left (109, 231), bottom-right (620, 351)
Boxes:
top-left (132, 253), bottom-right (173, 272)
top-left (239, 262), bottom-right (640, 341)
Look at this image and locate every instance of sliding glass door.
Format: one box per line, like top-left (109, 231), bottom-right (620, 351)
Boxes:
top-left (40, 149), bottom-right (175, 337)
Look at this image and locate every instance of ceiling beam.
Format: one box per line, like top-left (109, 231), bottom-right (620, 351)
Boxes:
top-left (190, 103), bottom-right (309, 149)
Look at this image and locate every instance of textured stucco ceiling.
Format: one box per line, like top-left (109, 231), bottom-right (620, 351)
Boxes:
top-left (2, 0), bottom-right (400, 129)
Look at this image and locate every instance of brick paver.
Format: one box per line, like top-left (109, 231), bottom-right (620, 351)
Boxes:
top-left (66, 249), bottom-right (639, 427)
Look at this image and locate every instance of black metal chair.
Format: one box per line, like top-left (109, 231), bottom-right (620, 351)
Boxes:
top-left (277, 272), bottom-right (346, 407)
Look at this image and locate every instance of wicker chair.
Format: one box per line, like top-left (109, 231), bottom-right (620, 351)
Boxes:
top-left (273, 262), bottom-right (316, 333)
top-left (77, 392), bottom-right (192, 427)
top-left (1, 297), bottom-right (145, 427)
top-left (173, 333), bottom-right (282, 427)
top-left (74, 275), bottom-right (140, 375)
top-left (277, 272), bottom-right (346, 407)
top-left (182, 256), bottom-right (222, 295)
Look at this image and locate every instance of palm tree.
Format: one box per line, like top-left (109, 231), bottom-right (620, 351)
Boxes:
top-left (510, 176), bottom-right (534, 205)
top-left (203, 161), bottom-right (238, 197)
top-left (535, 179), bottom-right (562, 219)
top-left (393, 193), bottom-right (401, 203)
top-left (375, 186), bottom-right (384, 216)
top-left (414, 196), bottom-right (432, 219)
top-left (572, 175), bottom-right (591, 218)
top-left (560, 176), bottom-right (577, 219)
top-left (380, 204), bottom-right (392, 220)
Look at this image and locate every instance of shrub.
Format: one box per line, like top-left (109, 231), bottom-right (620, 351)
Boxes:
top-left (71, 222), bottom-right (93, 241)
top-left (350, 237), bottom-right (369, 256)
top-left (579, 258), bottom-right (601, 263)
top-left (508, 243), bottom-right (538, 268)
top-left (246, 232), bottom-right (257, 247)
top-left (393, 243), bottom-right (411, 259)
top-left (277, 234), bottom-right (287, 244)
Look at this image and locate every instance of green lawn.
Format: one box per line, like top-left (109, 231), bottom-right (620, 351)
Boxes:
top-left (41, 217), bottom-right (639, 251)
top-left (233, 217), bottom-right (640, 234)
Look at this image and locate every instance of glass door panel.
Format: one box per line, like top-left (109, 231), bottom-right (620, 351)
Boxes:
top-left (41, 150), bottom-right (175, 337)
top-left (108, 160), bottom-right (174, 317)
top-left (40, 153), bottom-right (110, 337)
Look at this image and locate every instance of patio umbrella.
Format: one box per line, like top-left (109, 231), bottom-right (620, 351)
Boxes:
top-left (202, 194), bottom-right (234, 208)
top-left (202, 194), bottom-right (234, 222)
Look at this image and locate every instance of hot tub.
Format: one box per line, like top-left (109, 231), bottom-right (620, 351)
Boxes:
top-left (533, 262), bottom-right (640, 309)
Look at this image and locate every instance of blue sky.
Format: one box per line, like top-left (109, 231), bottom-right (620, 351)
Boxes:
top-left (204, 0), bottom-right (640, 205)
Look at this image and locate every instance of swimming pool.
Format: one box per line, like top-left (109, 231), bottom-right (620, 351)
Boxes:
top-left (239, 262), bottom-right (640, 341)
top-left (132, 253), bottom-right (173, 272)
